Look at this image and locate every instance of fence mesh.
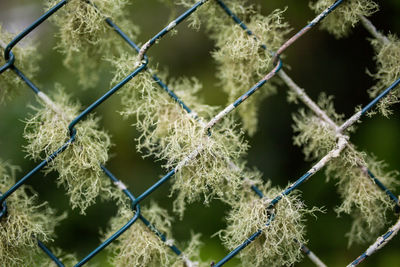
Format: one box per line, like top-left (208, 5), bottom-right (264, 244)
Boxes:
top-left (0, 0), bottom-right (399, 266)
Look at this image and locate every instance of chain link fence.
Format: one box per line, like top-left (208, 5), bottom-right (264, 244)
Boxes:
top-left (0, 0), bottom-right (399, 266)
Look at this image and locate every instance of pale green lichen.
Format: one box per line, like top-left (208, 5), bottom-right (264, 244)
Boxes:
top-left (113, 55), bottom-right (248, 217)
top-left (45, 0), bottom-right (139, 88)
top-left (24, 87), bottom-right (113, 213)
top-left (0, 161), bottom-right (66, 267)
top-left (218, 181), bottom-right (319, 267)
top-left (176, 0), bottom-right (253, 32)
top-left (178, 1), bottom-right (290, 136)
top-left (211, 9), bottom-right (291, 136)
top-left (309, 0), bottom-right (379, 38)
top-left (368, 35), bottom-right (400, 117)
top-left (332, 155), bottom-right (399, 246)
top-left (292, 93), bottom-right (398, 245)
top-left (105, 202), bottom-right (203, 267)
top-left (0, 24), bottom-right (39, 103)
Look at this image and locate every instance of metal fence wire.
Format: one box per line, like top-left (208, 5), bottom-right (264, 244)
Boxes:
top-left (0, 0), bottom-right (400, 266)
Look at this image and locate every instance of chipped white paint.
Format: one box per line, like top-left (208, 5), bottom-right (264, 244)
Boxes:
top-left (228, 160), bottom-right (240, 172)
top-left (138, 40), bottom-right (151, 61)
top-left (166, 20), bottom-right (177, 31)
top-left (308, 136), bottom-right (348, 174)
top-left (114, 180), bottom-right (127, 191)
top-left (205, 104), bottom-right (235, 130)
top-left (338, 111), bottom-right (362, 133)
top-left (174, 143), bottom-right (203, 172)
top-left (165, 239), bottom-right (174, 246)
top-left (307, 250), bottom-right (327, 267)
top-left (188, 111), bottom-right (199, 120)
top-left (359, 16), bottom-right (390, 45)
top-left (37, 91), bottom-right (69, 121)
top-left (278, 70), bottom-right (338, 130)
top-left (347, 216), bottom-right (400, 266)
top-left (181, 254), bottom-right (199, 267)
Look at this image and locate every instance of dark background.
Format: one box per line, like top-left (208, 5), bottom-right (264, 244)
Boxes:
top-left (1, 0), bottom-right (400, 266)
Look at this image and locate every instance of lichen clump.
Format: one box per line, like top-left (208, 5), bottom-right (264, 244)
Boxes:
top-left (24, 87), bottom-right (112, 213)
top-left (178, 0), bottom-right (290, 135)
top-left (0, 161), bottom-right (64, 266)
top-left (309, 0), bottom-right (379, 38)
top-left (105, 202), bottom-right (202, 267)
top-left (219, 182), bottom-right (318, 267)
top-left (0, 24), bottom-right (39, 103)
top-left (368, 34), bottom-right (400, 116)
top-left (211, 9), bottom-right (290, 136)
top-left (292, 93), bottom-right (398, 245)
top-left (113, 55), bottom-right (248, 217)
top-left (46, 0), bottom-right (139, 88)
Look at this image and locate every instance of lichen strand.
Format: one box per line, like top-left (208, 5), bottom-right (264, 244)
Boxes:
top-left (368, 35), bottom-right (400, 116)
top-left (0, 161), bottom-right (64, 267)
top-left (105, 202), bottom-right (202, 267)
top-left (219, 182), bottom-right (318, 267)
top-left (292, 94), bottom-right (398, 245)
top-left (292, 93), bottom-right (345, 160)
top-left (211, 10), bottom-right (290, 136)
top-left (23, 87), bottom-right (113, 213)
top-left (177, 0), bottom-right (253, 31)
top-left (45, 0), bottom-right (139, 88)
top-left (114, 56), bottom-right (248, 217)
top-left (328, 155), bottom-right (399, 246)
top-left (177, 1), bottom-right (290, 135)
top-left (166, 113), bottom-right (247, 217)
top-left (309, 0), bottom-right (378, 38)
top-left (0, 24), bottom-right (39, 103)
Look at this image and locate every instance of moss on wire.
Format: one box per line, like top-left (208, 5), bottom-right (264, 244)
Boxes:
top-left (368, 34), bottom-right (400, 116)
top-left (23, 87), bottom-right (113, 214)
top-left (45, 0), bottom-right (139, 88)
top-left (112, 55), bottom-right (248, 217)
top-left (218, 181), bottom-right (320, 267)
top-left (292, 93), bottom-right (398, 245)
top-left (0, 24), bottom-right (39, 103)
top-left (309, 0), bottom-right (378, 38)
top-left (104, 202), bottom-right (202, 267)
top-left (0, 161), bottom-right (66, 266)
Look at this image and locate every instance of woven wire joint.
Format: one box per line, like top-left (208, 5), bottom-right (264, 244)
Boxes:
top-left (0, 0), bottom-right (399, 266)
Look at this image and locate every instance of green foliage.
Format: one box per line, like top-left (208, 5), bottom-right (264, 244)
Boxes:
top-left (0, 24), bottom-right (39, 103)
top-left (113, 55), bottom-right (248, 217)
top-left (24, 87), bottom-right (113, 213)
top-left (105, 202), bottom-right (202, 267)
top-left (218, 181), bottom-right (320, 267)
top-left (0, 161), bottom-right (65, 266)
top-left (309, 0), bottom-right (378, 38)
top-left (292, 93), bottom-right (398, 245)
top-left (45, 0), bottom-right (139, 88)
top-left (368, 34), bottom-right (400, 116)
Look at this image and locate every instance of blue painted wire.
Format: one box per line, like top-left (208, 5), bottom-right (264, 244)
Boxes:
top-left (139, 215), bottom-right (183, 255)
top-left (4, 0), bottom-right (67, 60)
top-left (132, 170), bottom-right (176, 206)
top-left (37, 240), bottom-right (65, 267)
top-left (75, 166), bottom-right (141, 267)
top-left (68, 62), bottom-right (148, 133)
top-left (362, 77), bottom-right (400, 115)
top-left (0, 129), bottom-right (76, 206)
top-left (0, 0), bottom-right (67, 75)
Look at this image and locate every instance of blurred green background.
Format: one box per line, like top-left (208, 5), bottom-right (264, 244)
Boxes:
top-left (1, 0), bottom-right (400, 266)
